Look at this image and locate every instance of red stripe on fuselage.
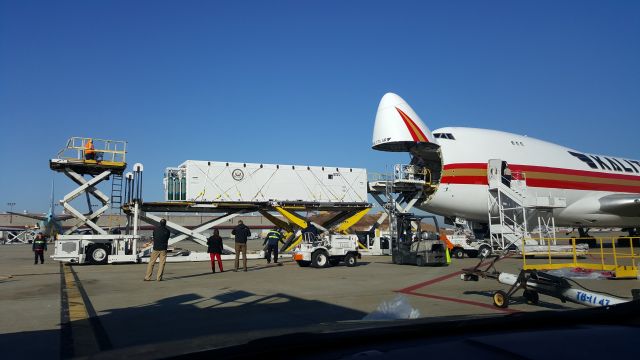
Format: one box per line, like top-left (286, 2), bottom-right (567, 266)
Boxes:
top-left (525, 179), bottom-right (640, 193)
top-left (510, 164), bottom-right (640, 181)
top-left (441, 162), bottom-right (640, 193)
top-left (443, 163), bottom-right (487, 170)
top-left (440, 176), bottom-right (488, 185)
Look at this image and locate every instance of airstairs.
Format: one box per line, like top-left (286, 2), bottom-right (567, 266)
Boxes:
top-left (486, 159), bottom-right (573, 255)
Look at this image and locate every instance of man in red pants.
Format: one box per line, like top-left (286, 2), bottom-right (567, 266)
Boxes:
top-left (207, 229), bottom-right (224, 273)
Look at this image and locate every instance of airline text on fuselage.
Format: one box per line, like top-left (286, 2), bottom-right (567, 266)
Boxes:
top-left (568, 151), bottom-right (640, 173)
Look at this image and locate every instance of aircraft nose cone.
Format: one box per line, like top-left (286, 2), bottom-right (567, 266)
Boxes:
top-left (378, 92), bottom-right (406, 110)
top-left (372, 92), bottom-right (436, 151)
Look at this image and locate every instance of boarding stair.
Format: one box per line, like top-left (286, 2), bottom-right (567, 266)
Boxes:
top-left (487, 159), bottom-right (567, 254)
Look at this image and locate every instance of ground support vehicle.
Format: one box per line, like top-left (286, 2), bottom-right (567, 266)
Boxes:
top-left (391, 214), bottom-right (447, 266)
top-left (294, 233), bottom-right (361, 268)
top-left (448, 234), bottom-right (492, 259)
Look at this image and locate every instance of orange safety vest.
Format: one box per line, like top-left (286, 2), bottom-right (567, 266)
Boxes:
top-left (85, 140), bottom-right (95, 154)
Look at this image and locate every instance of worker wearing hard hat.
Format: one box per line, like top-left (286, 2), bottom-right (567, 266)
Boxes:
top-left (84, 138), bottom-right (95, 160)
top-left (32, 232), bottom-right (47, 264)
top-left (263, 227), bottom-right (283, 265)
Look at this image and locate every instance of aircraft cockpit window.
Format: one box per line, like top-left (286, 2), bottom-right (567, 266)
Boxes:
top-left (434, 133), bottom-right (455, 140)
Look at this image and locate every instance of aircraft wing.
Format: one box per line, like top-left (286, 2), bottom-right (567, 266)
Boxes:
top-left (7, 212), bottom-right (46, 221)
top-left (0, 225), bottom-right (29, 232)
top-left (54, 214), bottom-right (76, 221)
top-left (598, 194), bottom-right (640, 217)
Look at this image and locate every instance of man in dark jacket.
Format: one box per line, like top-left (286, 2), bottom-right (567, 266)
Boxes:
top-left (144, 219), bottom-right (171, 281)
top-left (33, 232), bottom-right (47, 264)
top-left (232, 220), bottom-right (251, 272)
top-left (263, 228), bottom-right (283, 264)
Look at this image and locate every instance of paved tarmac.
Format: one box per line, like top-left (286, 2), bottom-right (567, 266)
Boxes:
top-left (0, 243), bottom-right (637, 359)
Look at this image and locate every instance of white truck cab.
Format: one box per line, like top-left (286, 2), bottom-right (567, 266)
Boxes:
top-left (294, 233), bottom-right (361, 268)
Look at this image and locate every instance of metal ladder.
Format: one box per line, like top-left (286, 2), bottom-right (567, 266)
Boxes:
top-left (111, 173), bottom-right (123, 213)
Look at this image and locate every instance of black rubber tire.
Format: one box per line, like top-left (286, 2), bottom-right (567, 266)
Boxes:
top-left (452, 248), bottom-right (465, 259)
top-left (523, 290), bottom-right (540, 305)
top-left (344, 253), bottom-right (357, 267)
top-left (416, 256), bottom-right (425, 267)
top-left (392, 253), bottom-right (402, 265)
top-left (493, 290), bottom-right (509, 308)
top-left (297, 260), bottom-right (311, 267)
top-left (479, 245), bottom-right (492, 258)
top-left (312, 251), bottom-right (329, 268)
top-left (87, 244), bottom-right (109, 265)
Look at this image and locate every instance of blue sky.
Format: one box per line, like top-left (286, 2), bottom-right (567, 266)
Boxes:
top-left (1, 0), bottom-right (639, 213)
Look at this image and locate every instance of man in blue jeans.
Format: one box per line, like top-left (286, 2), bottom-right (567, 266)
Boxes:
top-left (263, 228), bottom-right (283, 264)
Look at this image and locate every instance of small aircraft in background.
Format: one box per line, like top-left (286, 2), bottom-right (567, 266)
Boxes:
top-left (7, 180), bottom-right (75, 239)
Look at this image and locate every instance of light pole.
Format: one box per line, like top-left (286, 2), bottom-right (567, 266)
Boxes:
top-left (7, 202), bottom-right (15, 223)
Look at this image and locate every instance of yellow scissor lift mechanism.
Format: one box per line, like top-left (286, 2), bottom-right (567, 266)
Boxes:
top-left (122, 200), bottom-right (372, 258)
top-left (271, 205), bottom-right (371, 252)
top-left (521, 236), bottom-right (639, 279)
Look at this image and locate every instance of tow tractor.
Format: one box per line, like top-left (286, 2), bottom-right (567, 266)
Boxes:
top-left (294, 233), bottom-right (361, 268)
top-left (446, 218), bottom-right (491, 259)
top-left (461, 255), bottom-right (637, 308)
top-left (448, 233), bottom-right (492, 259)
top-left (391, 214), bottom-right (447, 266)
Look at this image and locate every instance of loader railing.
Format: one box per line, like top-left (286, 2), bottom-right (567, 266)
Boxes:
top-left (521, 236), bottom-right (639, 278)
top-left (56, 137), bottom-right (127, 164)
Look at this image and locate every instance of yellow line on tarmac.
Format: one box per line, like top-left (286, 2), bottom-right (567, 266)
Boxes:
top-left (62, 264), bottom-right (101, 356)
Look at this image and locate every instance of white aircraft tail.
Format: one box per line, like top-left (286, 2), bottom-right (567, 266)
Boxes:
top-left (372, 92), bottom-right (437, 152)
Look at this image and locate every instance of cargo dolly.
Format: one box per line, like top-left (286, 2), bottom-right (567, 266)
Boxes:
top-left (461, 255), bottom-right (637, 309)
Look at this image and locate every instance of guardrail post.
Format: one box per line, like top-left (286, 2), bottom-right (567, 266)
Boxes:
top-left (571, 237), bottom-right (577, 266)
top-left (612, 237), bottom-right (618, 269)
top-left (600, 238), bottom-right (605, 271)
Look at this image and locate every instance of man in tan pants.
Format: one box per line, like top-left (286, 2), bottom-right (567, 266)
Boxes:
top-left (232, 220), bottom-right (251, 272)
top-left (145, 219), bottom-right (171, 281)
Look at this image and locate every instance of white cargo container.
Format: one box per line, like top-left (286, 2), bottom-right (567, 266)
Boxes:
top-left (164, 160), bottom-right (368, 203)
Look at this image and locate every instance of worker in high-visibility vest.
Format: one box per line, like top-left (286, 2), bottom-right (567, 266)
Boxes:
top-left (84, 138), bottom-right (95, 160)
top-left (263, 227), bottom-right (283, 264)
top-left (32, 232), bottom-right (47, 264)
